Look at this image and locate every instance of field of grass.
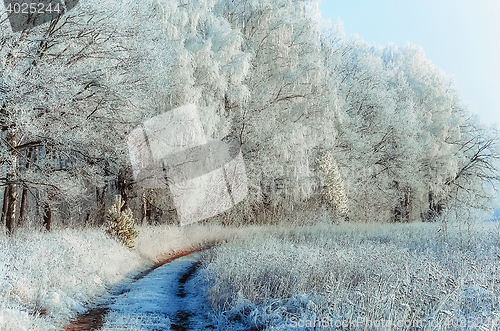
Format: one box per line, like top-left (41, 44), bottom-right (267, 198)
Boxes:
top-left (2, 209), bottom-right (500, 330)
top-left (200, 218), bottom-right (500, 330)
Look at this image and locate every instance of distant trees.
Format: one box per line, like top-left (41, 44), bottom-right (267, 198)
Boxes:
top-left (326, 37), bottom-right (499, 222)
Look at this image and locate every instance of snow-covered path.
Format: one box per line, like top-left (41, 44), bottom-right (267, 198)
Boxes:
top-left (99, 252), bottom-right (215, 331)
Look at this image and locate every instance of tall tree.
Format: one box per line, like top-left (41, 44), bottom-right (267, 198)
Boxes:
top-left (327, 38), bottom-right (499, 222)
top-left (214, 0), bottom-right (334, 211)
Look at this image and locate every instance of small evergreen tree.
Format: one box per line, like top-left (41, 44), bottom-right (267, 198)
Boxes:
top-left (319, 151), bottom-right (349, 220)
top-left (105, 195), bottom-right (138, 249)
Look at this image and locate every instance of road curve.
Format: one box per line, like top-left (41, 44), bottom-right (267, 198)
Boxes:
top-left (63, 245), bottom-right (215, 331)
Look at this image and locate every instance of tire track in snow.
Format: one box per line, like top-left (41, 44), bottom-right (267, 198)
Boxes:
top-left (170, 261), bottom-right (199, 331)
top-left (170, 260), bottom-right (214, 331)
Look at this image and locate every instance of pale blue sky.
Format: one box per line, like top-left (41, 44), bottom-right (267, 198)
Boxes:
top-left (319, 0), bottom-right (500, 127)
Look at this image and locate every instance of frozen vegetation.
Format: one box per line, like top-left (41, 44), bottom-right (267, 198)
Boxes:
top-left (0, 223), bottom-right (243, 330)
top-left (200, 216), bottom-right (500, 330)
top-left (1, 210), bottom-right (500, 330)
top-left (0, 0), bottom-right (499, 329)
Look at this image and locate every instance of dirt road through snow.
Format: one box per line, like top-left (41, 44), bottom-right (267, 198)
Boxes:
top-left (63, 247), bottom-right (217, 331)
top-left (99, 251), bottom-right (215, 330)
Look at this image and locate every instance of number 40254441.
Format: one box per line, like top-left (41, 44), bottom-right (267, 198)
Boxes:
top-left (5, 2), bottom-right (61, 14)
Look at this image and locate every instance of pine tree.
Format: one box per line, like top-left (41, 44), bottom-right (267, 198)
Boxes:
top-left (319, 151), bottom-right (349, 220)
top-left (105, 195), bottom-right (138, 249)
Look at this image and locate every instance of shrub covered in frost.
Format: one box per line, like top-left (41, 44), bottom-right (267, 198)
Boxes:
top-left (106, 195), bottom-right (138, 249)
top-left (318, 151), bottom-right (349, 220)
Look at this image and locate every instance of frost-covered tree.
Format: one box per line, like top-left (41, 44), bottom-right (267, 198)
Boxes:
top-left (154, 0), bottom-right (250, 132)
top-left (325, 39), bottom-right (421, 222)
top-left (213, 0), bottom-right (335, 213)
top-left (318, 151), bottom-right (349, 219)
top-left (122, 0), bottom-right (252, 224)
top-left (131, 0), bottom-right (338, 222)
top-left (0, 0), bottom-right (172, 232)
top-left (444, 119), bottom-right (500, 211)
top-left (327, 36), bottom-right (499, 222)
top-left (1, 0), bottom-right (494, 230)
top-left (106, 195), bottom-right (137, 249)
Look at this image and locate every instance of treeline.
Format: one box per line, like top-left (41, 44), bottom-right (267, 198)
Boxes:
top-left (0, 0), bottom-right (498, 233)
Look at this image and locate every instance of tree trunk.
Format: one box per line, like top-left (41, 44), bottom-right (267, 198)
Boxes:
top-left (43, 201), bottom-right (52, 231)
top-left (96, 185), bottom-right (107, 225)
top-left (423, 191), bottom-right (443, 222)
top-left (19, 148), bottom-right (32, 227)
top-left (402, 189), bottom-right (410, 222)
top-left (395, 191), bottom-right (410, 222)
top-left (117, 166), bottom-right (132, 212)
top-left (5, 132), bottom-right (18, 234)
top-left (5, 182), bottom-right (18, 234)
top-left (42, 191), bottom-right (54, 231)
top-left (1, 186), bottom-right (9, 229)
top-left (146, 202), bottom-right (153, 225)
top-left (19, 148), bottom-right (33, 225)
top-left (19, 186), bottom-right (28, 226)
top-left (142, 191), bottom-right (147, 224)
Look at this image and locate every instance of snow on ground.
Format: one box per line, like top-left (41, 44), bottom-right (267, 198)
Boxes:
top-left (7, 217), bottom-right (500, 331)
top-left (0, 227), bottom-right (146, 330)
top-left (200, 220), bottom-right (500, 330)
top-left (100, 252), bottom-right (215, 331)
top-left (0, 223), bottom-right (247, 330)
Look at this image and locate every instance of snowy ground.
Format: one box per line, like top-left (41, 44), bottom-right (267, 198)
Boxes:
top-left (100, 252), bottom-right (215, 331)
top-left (4, 216), bottom-right (500, 330)
top-left (0, 223), bottom-right (249, 330)
top-left (201, 219), bottom-right (500, 330)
